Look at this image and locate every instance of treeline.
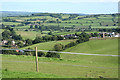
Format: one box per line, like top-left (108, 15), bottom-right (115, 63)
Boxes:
top-left (3, 18), bottom-right (18, 22)
top-left (2, 50), bottom-right (60, 58)
top-left (54, 32), bottom-right (90, 51)
top-left (31, 13), bottom-right (79, 20)
top-left (2, 27), bottom-right (22, 40)
top-left (29, 25), bottom-right (62, 31)
top-left (32, 13), bottom-right (62, 19)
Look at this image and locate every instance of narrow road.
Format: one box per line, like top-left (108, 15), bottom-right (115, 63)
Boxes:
top-left (1, 49), bottom-right (120, 57)
top-left (39, 50), bottom-right (120, 57)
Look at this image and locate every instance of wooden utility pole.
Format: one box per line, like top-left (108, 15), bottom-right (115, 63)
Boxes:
top-left (35, 47), bottom-right (39, 72)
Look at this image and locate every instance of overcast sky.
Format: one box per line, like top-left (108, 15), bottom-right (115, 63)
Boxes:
top-left (0, 0), bottom-right (119, 14)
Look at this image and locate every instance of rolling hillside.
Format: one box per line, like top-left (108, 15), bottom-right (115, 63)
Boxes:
top-left (21, 40), bottom-right (76, 50)
top-left (64, 38), bottom-right (118, 55)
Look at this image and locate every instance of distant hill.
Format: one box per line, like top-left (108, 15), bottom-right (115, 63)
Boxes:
top-left (0, 11), bottom-right (87, 17)
top-left (0, 11), bottom-right (36, 17)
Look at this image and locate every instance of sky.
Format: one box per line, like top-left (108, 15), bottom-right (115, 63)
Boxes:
top-left (0, 0), bottom-right (119, 14)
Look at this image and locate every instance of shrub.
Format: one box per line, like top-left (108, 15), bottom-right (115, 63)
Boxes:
top-left (38, 51), bottom-right (45, 57)
top-left (65, 42), bottom-right (76, 49)
top-left (54, 44), bottom-right (64, 51)
top-left (32, 51), bottom-right (45, 57)
top-left (45, 52), bottom-right (60, 58)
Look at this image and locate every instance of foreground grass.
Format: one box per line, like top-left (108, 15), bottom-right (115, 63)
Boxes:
top-left (2, 54), bottom-right (118, 78)
top-left (2, 70), bottom-right (64, 78)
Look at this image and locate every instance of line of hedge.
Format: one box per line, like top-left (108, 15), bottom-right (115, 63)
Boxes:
top-left (1, 50), bottom-right (60, 58)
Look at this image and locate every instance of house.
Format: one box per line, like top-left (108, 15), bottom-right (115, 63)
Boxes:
top-left (0, 40), bottom-right (8, 45)
top-left (12, 40), bottom-right (15, 46)
top-left (115, 33), bottom-right (120, 37)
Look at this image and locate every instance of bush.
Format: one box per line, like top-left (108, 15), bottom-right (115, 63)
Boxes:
top-left (45, 52), bottom-right (60, 58)
top-left (65, 42), bottom-right (76, 49)
top-left (32, 51), bottom-right (45, 57)
top-left (54, 44), bottom-right (64, 51)
top-left (38, 51), bottom-right (45, 57)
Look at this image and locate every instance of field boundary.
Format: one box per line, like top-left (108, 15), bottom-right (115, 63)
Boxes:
top-left (1, 49), bottom-right (120, 57)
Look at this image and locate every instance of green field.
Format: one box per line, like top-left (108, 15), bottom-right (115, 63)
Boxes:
top-left (21, 39), bottom-right (76, 50)
top-left (2, 13), bottom-right (119, 78)
top-left (2, 38), bottom-right (119, 78)
top-left (64, 38), bottom-right (118, 55)
top-left (2, 53), bottom-right (118, 78)
top-left (16, 30), bottom-right (99, 39)
top-left (2, 13), bottom-right (118, 29)
top-left (16, 30), bottom-right (46, 40)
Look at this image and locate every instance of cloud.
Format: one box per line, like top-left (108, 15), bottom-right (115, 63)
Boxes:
top-left (0, 0), bottom-right (119, 2)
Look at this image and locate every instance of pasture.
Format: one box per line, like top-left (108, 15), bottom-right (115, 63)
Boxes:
top-left (2, 13), bottom-right (118, 29)
top-left (16, 30), bottom-right (46, 40)
top-left (2, 52), bottom-right (118, 78)
top-left (64, 38), bottom-right (118, 55)
top-left (21, 39), bottom-right (76, 50)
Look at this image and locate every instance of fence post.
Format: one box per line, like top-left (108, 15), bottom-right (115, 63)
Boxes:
top-left (35, 47), bottom-right (39, 72)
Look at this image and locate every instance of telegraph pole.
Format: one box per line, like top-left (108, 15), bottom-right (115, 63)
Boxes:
top-left (35, 47), bottom-right (39, 72)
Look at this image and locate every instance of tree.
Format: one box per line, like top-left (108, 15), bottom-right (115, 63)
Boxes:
top-left (2, 30), bottom-right (11, 40)
top-left (57, 35), bottom-right (64, 40)
top-left (33, 36), bottom-right (43, 44)
top-left (54, 44), bottom-right (64, 51)
top-left (35, 25), bottom-right (38, 28)
top-left (48, 31), bottom-right (52, 35)
top-left (7, 40), bottom-right (12, 46)
top-left (30, 25), bottom-right (33, 29)
top-left (25, 39), bottom-right (33, 46)
top-left (38, 26), bottom-right (42, 30)
top-left (12, 34), bottom-right (22, 40)
top-left (76, 32), bottom-right (89, 43)
top-left (56, 19), bottom-right (59, 27)
top-left (45, 52), bottom-right (60, 58)
top-left (16, 41), bottom-right (24, 48)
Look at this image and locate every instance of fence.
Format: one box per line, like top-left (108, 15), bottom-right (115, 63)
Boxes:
top-left (1, 47), bottom-right (120, 72)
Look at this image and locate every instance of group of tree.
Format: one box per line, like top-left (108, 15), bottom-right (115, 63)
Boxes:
top-left (32, 35), bottom-right (64, 44)
top-left (3, 18), bottom-right (17, 22)
top-left (29, 25), bottom-right (62, 31)
top-left (2, 50), bottom-right (60, 58)
top-left (54, 32), bottom-right (90, 51)
top-left (2, 27), bottom-right (22, 40)
top-left (31, 13), bottom-right (62, 19)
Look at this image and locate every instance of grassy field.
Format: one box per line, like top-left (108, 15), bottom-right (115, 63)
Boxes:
top-left (16, 30), bottom-right (46, 40)
top-left (2, 38), bottom-right (119, 78)
top-left (21, 39), bottom-right (76, 50)
top-left (64, 38), bottom-right (118, 55)
top-left (2, 14), bottom-right (118, 29)
top-left (15, 30), bottom-right (99, 39)
top-left (2, 53), bottom-right (118, 78)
